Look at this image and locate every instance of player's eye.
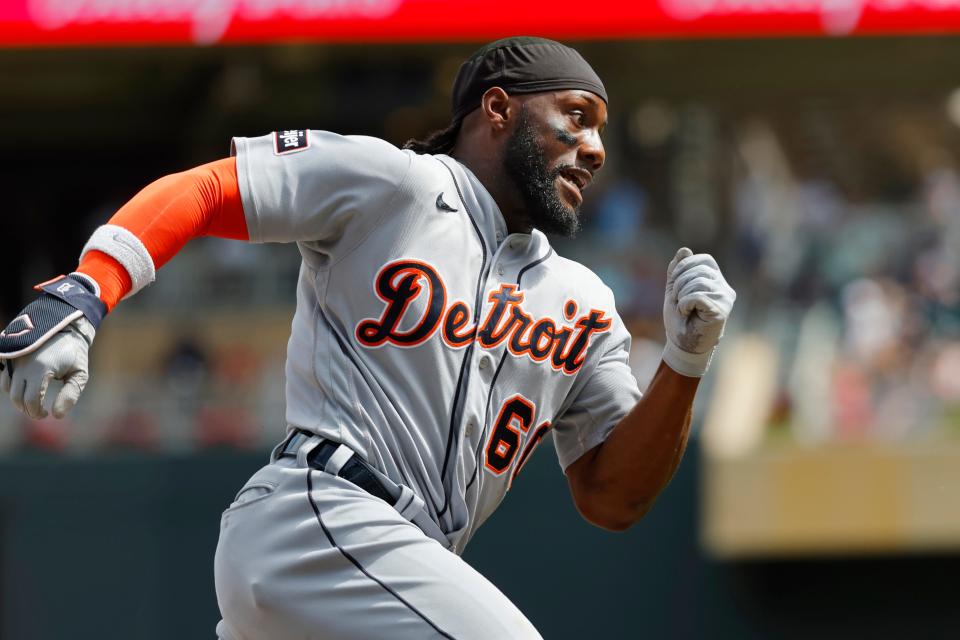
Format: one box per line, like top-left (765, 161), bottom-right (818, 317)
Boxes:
top-left (569, 110), bottom-right (587, 127)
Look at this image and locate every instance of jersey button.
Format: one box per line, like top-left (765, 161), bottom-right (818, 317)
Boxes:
top-left (479, 355), bottom-right (492, 370)
top-left (496, 264), bottom-right (505, 276)
top-left (465, 422), bottom-right (475, 437)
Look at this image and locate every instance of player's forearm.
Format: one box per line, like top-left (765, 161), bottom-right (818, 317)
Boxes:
top-left (569, 361), bottom-right (698, 531)
top-left (76, 157), bottom-right (247, 311)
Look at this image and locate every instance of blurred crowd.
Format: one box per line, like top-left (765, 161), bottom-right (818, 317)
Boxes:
top-left (563, 103), bottom-right (960, 450)
top-left (1, 95), bottom-right (958, 456)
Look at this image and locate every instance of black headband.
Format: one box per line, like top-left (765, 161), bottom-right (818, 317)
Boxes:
top-left (451, 36), bottom-right (607, 123)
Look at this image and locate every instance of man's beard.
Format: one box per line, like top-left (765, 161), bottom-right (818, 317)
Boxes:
top-left (503, 109), bottom-right (581, 237)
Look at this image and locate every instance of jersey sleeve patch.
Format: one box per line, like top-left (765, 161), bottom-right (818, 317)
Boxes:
top-left (274, 130), bottom-right (310, 155)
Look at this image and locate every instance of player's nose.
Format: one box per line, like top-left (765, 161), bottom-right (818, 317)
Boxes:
top-left (579, 130), bottom-right (605, 173)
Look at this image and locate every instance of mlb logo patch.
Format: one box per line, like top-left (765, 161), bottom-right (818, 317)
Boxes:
top-left (274, 129), bottom-right (309, 155)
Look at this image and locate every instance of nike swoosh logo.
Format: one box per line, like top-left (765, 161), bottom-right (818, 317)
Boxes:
top-left (113, 232), bottom-right (140, 249)
top-left (436, 192), bottom-right (458, 212)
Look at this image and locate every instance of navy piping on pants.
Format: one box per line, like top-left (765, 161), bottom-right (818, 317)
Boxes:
top-left (305, 470), bottom-right (458, 640)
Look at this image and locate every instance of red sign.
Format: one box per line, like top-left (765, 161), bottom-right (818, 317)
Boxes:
top-left (2, 0), bottom-right (960, 46)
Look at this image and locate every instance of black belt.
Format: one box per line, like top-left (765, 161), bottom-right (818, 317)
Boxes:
top-left (279, 430), bottom-right (394, 505)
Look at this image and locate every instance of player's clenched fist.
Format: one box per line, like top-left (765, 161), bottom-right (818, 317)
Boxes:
top-left (1, 318), bottom-right (94, 419)
top-left (0, 274), bottom-right (105, 419)
top-left (661, 247), bottom-right (736, 377)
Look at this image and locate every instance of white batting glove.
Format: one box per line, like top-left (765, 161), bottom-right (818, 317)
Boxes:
top-left (0, 317), bottom-right (95, 419)
top-left (662, 247), bottom-right (736, 377)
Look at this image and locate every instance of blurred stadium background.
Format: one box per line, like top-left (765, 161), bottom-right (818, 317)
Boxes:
top-left (1, 1), bottom-right (960, 638)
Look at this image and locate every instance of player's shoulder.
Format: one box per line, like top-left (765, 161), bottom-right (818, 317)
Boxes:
top-left (309, 131), bottom-right (408, 162)
top-left (316, 133), bottom-right (452, 185)
top-left (547, 251), bottom-right (607, 288)
top-left (325, 132), bottom-right (402, 154)
top-left (297, 131), bottom-right (415, 185)
top-left (234, 129), bottom-right (409, 169)
top-left (399, 149), bottom-right (460, 181)
top-left (545, 251), bottom-right (618, 308)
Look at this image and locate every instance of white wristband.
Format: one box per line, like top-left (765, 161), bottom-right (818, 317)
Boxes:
top-left (662, 340), bottom-right (714, 378)
top-left (80, 224), bottom-right (156, 297)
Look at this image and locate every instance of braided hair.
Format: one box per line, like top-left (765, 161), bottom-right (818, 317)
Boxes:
top-left (403, 119), bottom-right (461, 155)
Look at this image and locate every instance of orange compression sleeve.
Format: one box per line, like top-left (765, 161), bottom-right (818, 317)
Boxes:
top-left (76, 157), bottom-right (248, 311)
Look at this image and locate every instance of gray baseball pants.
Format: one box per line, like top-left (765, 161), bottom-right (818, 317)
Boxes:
top-left (213, 450), bottom-right (543, 639)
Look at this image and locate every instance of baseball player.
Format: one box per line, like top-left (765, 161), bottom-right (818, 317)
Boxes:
top-left (0, 37), bottom-right (735, 639)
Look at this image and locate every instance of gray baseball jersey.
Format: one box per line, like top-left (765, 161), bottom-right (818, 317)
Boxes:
top-left (230, 129), bottom-right (641, 554)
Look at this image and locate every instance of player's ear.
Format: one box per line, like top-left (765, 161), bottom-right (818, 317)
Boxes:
top-left (481, 87), bottom-right (512, 132)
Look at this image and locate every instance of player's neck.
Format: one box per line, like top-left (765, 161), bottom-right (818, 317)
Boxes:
top-left (450, 146), bottom-right (530, 235)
